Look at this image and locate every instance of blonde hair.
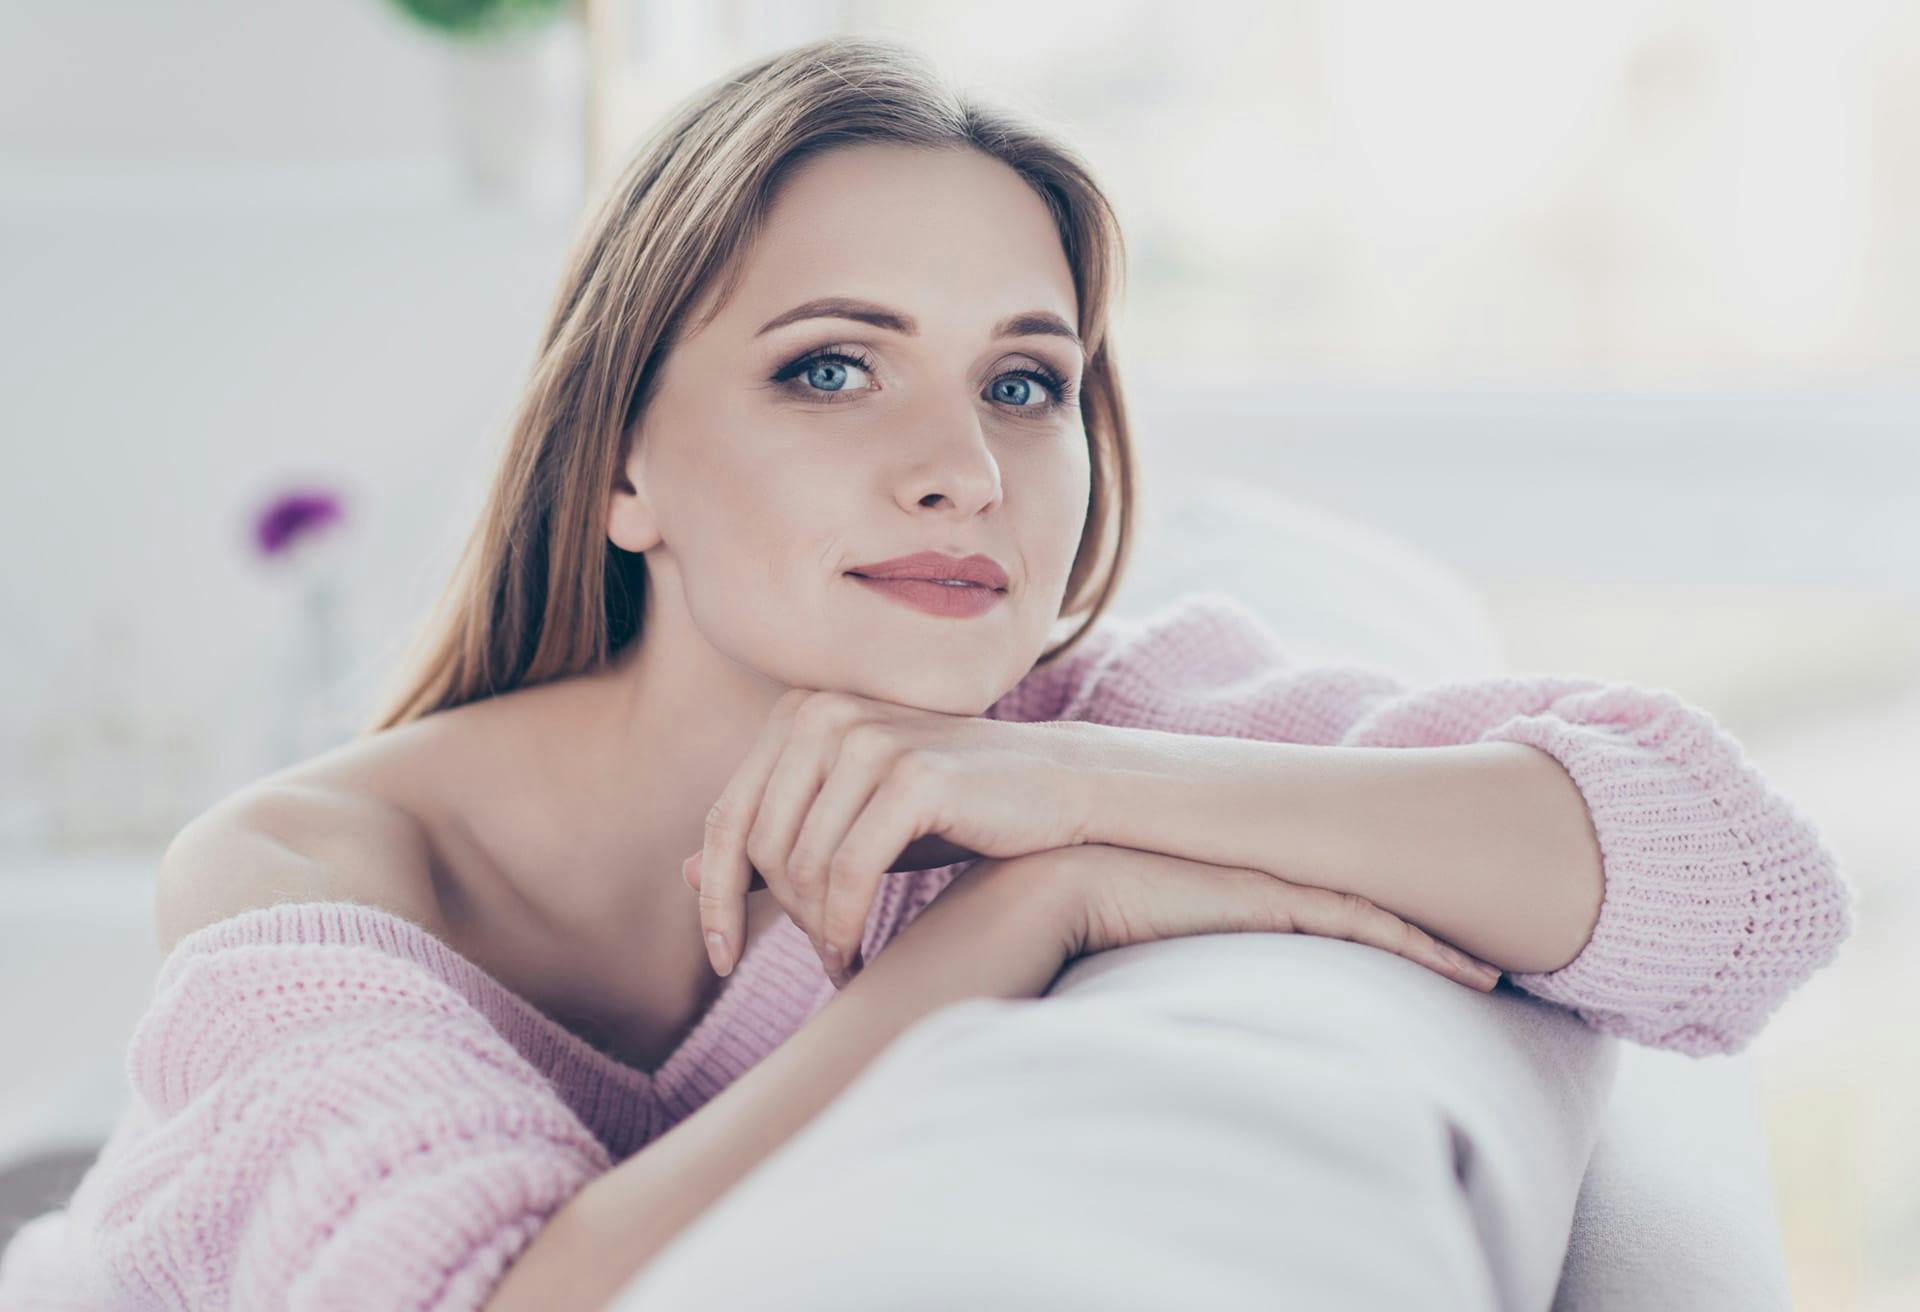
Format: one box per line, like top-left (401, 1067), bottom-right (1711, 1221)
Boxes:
top-left (363, 34), bottom-right (1138, 734)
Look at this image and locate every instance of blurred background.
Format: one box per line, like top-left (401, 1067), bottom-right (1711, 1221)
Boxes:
top-left (1, 1), bottom-right (1914, 1305)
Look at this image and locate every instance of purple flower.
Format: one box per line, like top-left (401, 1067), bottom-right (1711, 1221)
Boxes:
top-left (253, 488), bottom-right (346, 557)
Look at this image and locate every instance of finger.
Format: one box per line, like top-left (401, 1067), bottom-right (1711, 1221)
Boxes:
top-left (700, 689), bottom-right (810, 975)
top-left (787, 729), bottom-right (894, 962)
top-left (683, 857), bottom-right (766, 894)
top-left (815, 837), bottom-right (886, 984)
top-left (819, 767), bottom-right (927, 978)
top-left (1346, 899), bottom-right (1492, 987)
top-left (1397, 922), bottom-right (1503, 990)
top-left (745, 699), bottom-right (863, 945)
top-left (1431, 936), bottom-right (1501, 990)
top-left (1279, 885), bottom-right (1500, 991)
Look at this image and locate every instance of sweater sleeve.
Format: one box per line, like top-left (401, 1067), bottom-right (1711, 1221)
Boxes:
top-left (1020, 589), bottom-right (1857, 1058)
top-left (58, 929), bottom-right (612, 1311)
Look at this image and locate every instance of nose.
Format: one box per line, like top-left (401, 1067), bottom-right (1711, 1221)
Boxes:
top-left (890, 399), bottom-right (1004, 517)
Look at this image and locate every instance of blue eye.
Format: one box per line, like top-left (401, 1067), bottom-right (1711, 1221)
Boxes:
top-left (769, 347), bottom-right (1078, 415)
top-left (798, 354), bottom-right (867, 395)
top-left (991, 376), bottom-right (1041, 407)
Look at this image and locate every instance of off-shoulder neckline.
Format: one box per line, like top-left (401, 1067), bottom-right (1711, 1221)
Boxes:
top-left (161, 896), bottom-right (826, 1100)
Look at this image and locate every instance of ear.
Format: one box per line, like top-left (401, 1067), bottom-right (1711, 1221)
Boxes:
top-left (607, 432), bottom-right (664, 554)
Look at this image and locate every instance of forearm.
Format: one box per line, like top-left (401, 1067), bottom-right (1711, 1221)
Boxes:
top-left (483, 858), bottom-right (1079, 1312)
top-left (1069, 725), bottom-right (1605, 975)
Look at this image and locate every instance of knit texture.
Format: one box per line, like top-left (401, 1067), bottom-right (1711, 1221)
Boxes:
top-left (0, 589), bottom-right (1854, 1309)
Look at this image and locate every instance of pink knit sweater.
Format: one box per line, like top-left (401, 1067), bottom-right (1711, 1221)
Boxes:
top-left (0, 590), bottom-right (1854, 1310)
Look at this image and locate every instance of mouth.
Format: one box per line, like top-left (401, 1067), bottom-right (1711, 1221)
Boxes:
top-left (845, 572), bottom-right (1010, 618)
top-left (842, 551), bottom-right (1011, 591)
top-left (845, 572), bottom-right (1006, 592)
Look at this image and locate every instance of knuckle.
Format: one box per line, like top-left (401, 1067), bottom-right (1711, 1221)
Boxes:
top-left (744, 837), bottom-right (779, 885)
top-left (704, 797), bottom-right (730, 835)
top-left (891, 747), bottom-right (939, 788)
top-left (786, 847), bottom-right (819, 889)
top-left (793, 690), bottom-right (853, 732)
top-left (817, 915), bottom-right (854, 959)
top-left (838, 719), bottom-right (893, 761)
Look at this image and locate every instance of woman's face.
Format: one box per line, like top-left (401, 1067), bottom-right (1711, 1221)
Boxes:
top-left (610, 143), bottom-right (1092, 715)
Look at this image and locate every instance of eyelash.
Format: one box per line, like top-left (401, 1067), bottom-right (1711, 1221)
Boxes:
top-left (769, 346), bottom-right (1079, 415)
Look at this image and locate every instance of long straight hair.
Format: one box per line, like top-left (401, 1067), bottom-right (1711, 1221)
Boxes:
top-left (363, 35), bottom-right (1138, 734)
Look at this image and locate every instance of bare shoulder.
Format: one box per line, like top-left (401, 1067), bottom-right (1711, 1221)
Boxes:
top-left (154, 778), bottom-right (446, 958)
top-left (151, 674), bottom-right (589, 960)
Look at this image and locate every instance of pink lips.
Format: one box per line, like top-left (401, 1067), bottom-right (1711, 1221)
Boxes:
top-left (844, 551), bottom-right (1010, 590)
top-left (849, 574), bottom-right (1007, 618)
top-left (845, 551), bottom-right (1010, 620)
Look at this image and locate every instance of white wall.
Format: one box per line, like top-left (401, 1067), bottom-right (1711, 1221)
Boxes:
top-left (0, 1), bottom-right (448, 165)
top-left (0, 2), bottom-right (586, 848)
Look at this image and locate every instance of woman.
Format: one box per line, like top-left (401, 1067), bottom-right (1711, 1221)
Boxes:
top-left (0, 35), bottom-right (1852, 1312)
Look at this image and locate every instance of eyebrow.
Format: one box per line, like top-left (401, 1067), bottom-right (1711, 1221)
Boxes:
top-left (754, 296), bottom-right (1083, 354)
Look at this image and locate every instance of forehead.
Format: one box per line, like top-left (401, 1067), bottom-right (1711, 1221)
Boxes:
top-left (707, 144), bottom-right (1079, 340)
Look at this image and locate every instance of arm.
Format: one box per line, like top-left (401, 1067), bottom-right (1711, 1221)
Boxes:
top-left (1065, 728), bottom-right (1603, 975)
top-left (1024, 590), bottom-right (1853, 1055)
top-left (483, 853), bottom-right (1082, 1312)
top-left (102, 885), bottom-right (612, 1310)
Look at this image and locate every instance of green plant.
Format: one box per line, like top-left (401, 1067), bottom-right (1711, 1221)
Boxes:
top-left (385, 0), bottom-right (572, 38)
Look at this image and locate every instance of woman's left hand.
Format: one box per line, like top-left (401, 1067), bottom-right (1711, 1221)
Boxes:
top-left (683, 687), bottom-right (1094, 987)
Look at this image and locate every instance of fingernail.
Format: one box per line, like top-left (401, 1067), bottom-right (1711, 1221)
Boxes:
top-left (706, 930), bottom-right (731, 976)
top-left (821, 943), bottom-right (843, 970)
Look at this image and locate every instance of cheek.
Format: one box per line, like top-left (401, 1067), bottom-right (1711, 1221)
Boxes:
top-left (712, 473), bottom-right (840, 590)
top-left (1019, 440), bottom-right (1092, 561)
top-left (680, 416), bottom-right (854, 579)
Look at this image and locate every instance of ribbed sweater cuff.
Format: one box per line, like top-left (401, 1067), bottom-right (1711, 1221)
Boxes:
top-left (1490, 684), bottom-right (1854, 1056)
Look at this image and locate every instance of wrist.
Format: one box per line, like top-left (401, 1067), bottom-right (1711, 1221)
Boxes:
top-left (973, 848), bottom-right (1091, 967)
top-left (881, 851), bottom-right (1084, 997)
top-left (1047, 720), bottom-right (1178, 851)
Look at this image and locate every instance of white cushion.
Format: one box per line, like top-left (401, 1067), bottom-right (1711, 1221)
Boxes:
top-left (618, 934), bottom-right (1618, 1310)
top-left (1110, 474), bottom-right (1508, 686)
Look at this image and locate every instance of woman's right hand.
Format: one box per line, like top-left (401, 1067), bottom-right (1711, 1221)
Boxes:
top-left (1038, 843), bottom-right (1502, 992)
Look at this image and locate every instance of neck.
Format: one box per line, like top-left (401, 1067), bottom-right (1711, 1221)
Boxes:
top-left (511, 584), bottom-right (792, 948)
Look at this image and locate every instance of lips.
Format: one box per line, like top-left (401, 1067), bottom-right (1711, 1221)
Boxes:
top-left (845, 550), bottom-right (1010, 590)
